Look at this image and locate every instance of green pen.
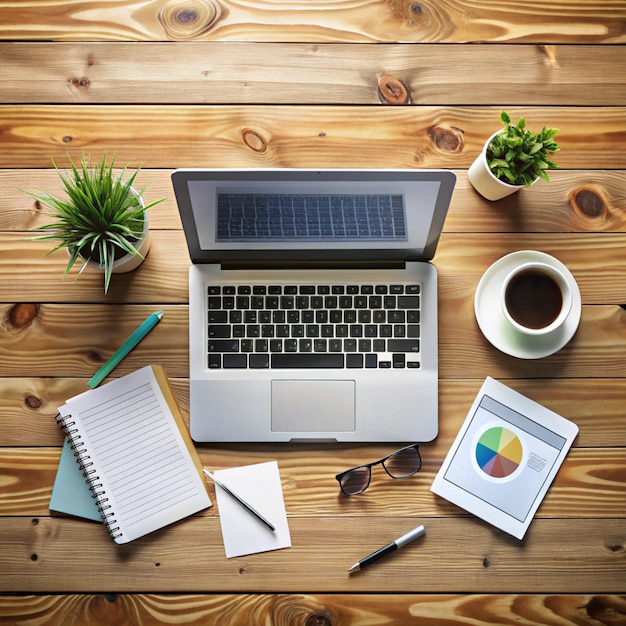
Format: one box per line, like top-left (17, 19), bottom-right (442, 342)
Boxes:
top-left (87, 310), bottom-right (164, 388)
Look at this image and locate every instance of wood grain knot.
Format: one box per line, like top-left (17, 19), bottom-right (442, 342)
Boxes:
top-left (242, 128), bottom-right (268, 153)
top-left (7, 303), bottom-right (40, 330)
top-left (25, 395), bottom-right (42, 409)
top-left (569, 187), bottom-right (607, 218)
top-left (158, 0), bottom-right (220, 40)
top-left (586, 595), bottom-right (626, 622)
top-left (69, 77), bottom-right (91, 90)
top-left (305, 615), bottom-right (332, 626)
top-left (428, 125), bottom-right (465, 153)
top-left (87, 350), bottom-right (106, 364)
top-left (377, 75), bottom-right (410, 104)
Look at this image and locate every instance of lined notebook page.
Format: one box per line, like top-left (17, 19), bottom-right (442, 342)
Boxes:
top-left (58, 365), bottom-right (211, 543)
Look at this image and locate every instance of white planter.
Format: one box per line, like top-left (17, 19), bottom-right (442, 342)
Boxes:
top-left (468, 131), bottom-right (527, 201)
top-left (109, 209), bottom-right (151, 274)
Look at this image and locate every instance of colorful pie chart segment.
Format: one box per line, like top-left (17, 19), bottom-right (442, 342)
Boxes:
top-left (476, 426), bottom-right (523, 478)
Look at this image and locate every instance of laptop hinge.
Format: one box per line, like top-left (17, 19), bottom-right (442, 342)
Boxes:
top-left (217, 260), bottom-right (408, 271)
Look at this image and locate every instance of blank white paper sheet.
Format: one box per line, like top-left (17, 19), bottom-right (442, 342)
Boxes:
top-left (214, 461), bottom-right (291, 558)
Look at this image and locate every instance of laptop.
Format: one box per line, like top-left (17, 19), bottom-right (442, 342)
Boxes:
top-left (172, 168), bottom-right (456, 443)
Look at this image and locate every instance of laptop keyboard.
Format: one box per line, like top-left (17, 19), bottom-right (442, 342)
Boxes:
top-left (207, 283), bottom-right (421, 370)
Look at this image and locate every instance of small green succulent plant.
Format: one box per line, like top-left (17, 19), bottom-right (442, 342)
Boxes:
top-left (486, 111), bottom-right (560, 187)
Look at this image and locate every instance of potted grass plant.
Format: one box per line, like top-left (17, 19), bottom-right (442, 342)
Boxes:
top-left (468, 111), bottom-right (560, 201)
top-left (26, 154), bottom-right (163, 293)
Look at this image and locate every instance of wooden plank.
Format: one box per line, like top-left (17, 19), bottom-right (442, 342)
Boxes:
top-left (2, 43), bottom-right (626, 105)
top-left (0, 516), bottom-right (624, 593)
top-left (0, 106), bottom-right (625, 169)
top-left (439, 300), bottom-right (626, 380)
top-left (5, 593), bottom-right (626, 625)
top-left (0, 378), bottom-right (190, 448)
top-left (4, 169), bottom-right (626, 234)
top-left (1, 1), bottom-right (624, 43)
top-left (1, 445), bottom-right (624, 519)
top-left (0, 231), bottom-right (190, 303)
top-left (2, 231), bottom-right (626, 304)
top-left (2, 169), bottom-right (180, 231)
top-left (0, 304), bottom-right (189, 378)
top-left (445, 170), bottom-right (626, 234)
top-left (0, 299), bottom-right (625, 382)
top-left (437, 233), bottom-right (626, 305)
top-left (2, 295), bottom-right (626, 380)
top-left (0, 593), bottom-right (625, 625)
top-left (3, 378), bottom-right (626, 449)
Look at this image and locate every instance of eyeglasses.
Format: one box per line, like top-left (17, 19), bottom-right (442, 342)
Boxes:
top-left (335, 444), bottom-right (422, 495)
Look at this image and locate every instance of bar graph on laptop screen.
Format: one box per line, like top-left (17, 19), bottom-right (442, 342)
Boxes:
top-left (215, 193), bottom-right (408, 243)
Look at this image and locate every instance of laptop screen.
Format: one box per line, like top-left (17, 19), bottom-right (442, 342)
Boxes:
top-left (172, 169), bottom-right (455, 264)
top-left (214, 192), bottom-right (408, 244)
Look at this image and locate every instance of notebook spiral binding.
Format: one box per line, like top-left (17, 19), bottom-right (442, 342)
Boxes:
top-left (55, 413), bottom-right (122, 540)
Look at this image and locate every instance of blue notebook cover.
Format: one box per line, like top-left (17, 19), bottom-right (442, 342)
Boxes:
top-left (49, 438), bottom-right (102, 522)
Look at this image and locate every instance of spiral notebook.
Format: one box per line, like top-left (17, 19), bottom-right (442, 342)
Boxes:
top-left (50, 437), bottom-right (103, 522)
top-left (56, 365), bottom-right (212, 544)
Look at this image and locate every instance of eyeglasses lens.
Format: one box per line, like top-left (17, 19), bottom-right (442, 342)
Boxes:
top-left (384, 446), bottom-right (421, 478)
top-left (340, 467), bottom-right (371, 495)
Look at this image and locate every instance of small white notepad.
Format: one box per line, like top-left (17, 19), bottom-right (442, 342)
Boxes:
top-left (214, 461), bottom-right (291, 558)
top-left (57, 365), bottom-right (212, 543)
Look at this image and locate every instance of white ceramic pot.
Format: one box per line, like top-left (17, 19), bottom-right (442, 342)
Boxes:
top-left (468, 131), bottom-right (526, 201)
top-left (109, 209), bottom-right (151, 274)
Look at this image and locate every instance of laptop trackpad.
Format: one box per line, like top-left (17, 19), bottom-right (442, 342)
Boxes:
top-left (271, 379), bottom-right (356, 432)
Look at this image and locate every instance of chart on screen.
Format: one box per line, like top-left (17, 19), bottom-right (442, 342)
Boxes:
top-left (475, 426), bottom-right (523, 479)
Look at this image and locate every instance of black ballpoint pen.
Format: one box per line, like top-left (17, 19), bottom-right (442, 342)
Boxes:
top-left (348, 524), bottom-right (425, 573)
top-left (203, 469), bottom-right (276, 532)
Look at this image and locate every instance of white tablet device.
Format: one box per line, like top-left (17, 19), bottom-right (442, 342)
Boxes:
top-left (431, 377), bottom-right (579, 540)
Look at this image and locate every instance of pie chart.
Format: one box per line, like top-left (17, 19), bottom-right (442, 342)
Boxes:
top-left (475, 426), bottom-right (523, 478)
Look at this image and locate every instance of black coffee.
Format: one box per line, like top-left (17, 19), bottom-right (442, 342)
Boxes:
top-left (504, 269), bottom-right (563, 329)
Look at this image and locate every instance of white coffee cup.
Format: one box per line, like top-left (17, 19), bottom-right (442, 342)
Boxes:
top-left (501, 262), bottom-right (573, 335)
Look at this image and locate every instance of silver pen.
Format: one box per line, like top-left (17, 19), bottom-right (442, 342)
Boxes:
top-left (348, 524), bottom-right (425, 573)
top-left (203, 469), bottom-right (276, 532)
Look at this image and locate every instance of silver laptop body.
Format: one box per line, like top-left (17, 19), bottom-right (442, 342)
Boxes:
top-left (172, 169), bottom-right (456, 443)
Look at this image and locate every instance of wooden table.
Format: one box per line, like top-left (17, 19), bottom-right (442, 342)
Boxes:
top-left (1, 2), bottom-right (625, 623)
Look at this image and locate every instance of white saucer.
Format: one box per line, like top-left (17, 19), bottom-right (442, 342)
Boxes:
top-left (474, 250), bottom-right (581, 359)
